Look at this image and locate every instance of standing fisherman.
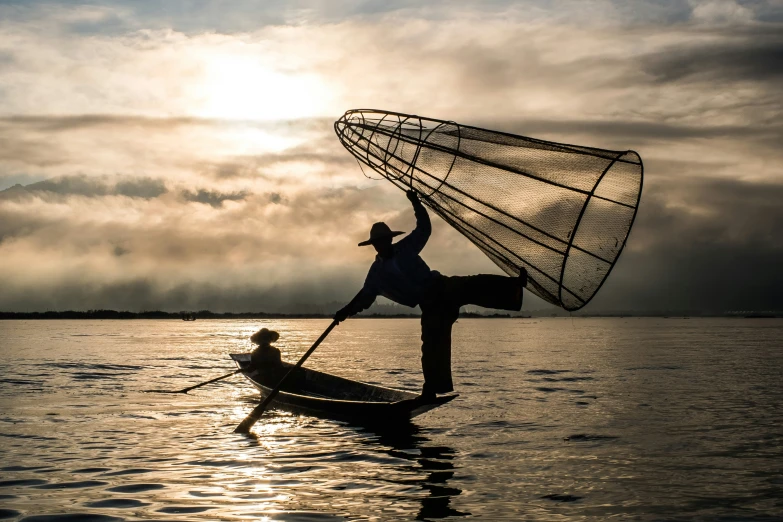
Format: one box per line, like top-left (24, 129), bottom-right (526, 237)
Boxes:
top-left (335, 190), bottom-right (527, 400)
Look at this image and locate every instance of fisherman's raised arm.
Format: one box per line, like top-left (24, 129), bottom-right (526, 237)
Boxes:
top-left (397, 190), bottom-right (431, 255)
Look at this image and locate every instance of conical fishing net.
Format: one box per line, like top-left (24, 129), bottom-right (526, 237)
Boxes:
top-left (334, 109), bottom-right (643, 311)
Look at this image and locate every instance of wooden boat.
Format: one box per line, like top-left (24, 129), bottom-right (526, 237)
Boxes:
top-left (230, 353), bottom-right (457, 423)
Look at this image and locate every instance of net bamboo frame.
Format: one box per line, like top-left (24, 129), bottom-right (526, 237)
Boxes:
top-left (335, 109), bottom-right (643, 311)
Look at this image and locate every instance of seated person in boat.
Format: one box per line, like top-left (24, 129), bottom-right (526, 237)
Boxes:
top-left (249, 328), bottom-right (282, 369)
top-left (334, 190), bottom-right (527, 400)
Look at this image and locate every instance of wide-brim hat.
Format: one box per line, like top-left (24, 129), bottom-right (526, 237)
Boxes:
top-left (358, 221), bottom-right (404, 246)
top-left (250, 328), bottom-right (280, 345)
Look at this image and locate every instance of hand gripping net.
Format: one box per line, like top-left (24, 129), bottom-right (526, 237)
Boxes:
top-left (334, 109), bottom-right (643, 311)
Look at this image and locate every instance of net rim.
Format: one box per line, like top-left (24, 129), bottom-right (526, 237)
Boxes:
top-left (341, 108), bottom-right (642, 166)
top-left (559, 149), bottom-right (644, 311)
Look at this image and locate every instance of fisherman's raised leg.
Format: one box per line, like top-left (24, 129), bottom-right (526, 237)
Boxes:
top-left (448, 268), bottom-right (527, 311)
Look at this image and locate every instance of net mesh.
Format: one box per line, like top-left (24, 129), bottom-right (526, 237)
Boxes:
top-left (334, 109), bottom-right (643, 311)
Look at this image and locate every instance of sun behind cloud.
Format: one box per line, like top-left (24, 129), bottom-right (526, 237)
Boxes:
top-left (194, 53), bottom-right (329, 121)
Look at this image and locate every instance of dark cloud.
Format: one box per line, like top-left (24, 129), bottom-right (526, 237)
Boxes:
top-left (114, 178), bottom-right (168, 199)
top-left (0, 275), bottom-right (364, 314)
top-left (181, 188), bottom-right (248, 207)
top-left (635, 177), bottom-right (783, 249)
top-left (489, 118), bottom-right (783, 143)
top-left (641, 33), bottom-right (783, 84)
top-left (585, 176), bottom-right (783, 312)
top-left (591, 235), bottom-right (783, 313)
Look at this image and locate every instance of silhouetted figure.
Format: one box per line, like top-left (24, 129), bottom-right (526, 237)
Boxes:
top-left (335, 190), bottom-right (526, 400)
top-left (249, 328), bottom-right (282, 368)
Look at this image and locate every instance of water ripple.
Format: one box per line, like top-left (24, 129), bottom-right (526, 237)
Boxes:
top-left (1, 318), bottom-right (781, 520)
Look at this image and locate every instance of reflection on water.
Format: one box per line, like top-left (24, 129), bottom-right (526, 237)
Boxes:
top-left (241, 421), bottom-right (470, 520)
top-left (357, 424), bottom-right (469, 520)
top-left (0, 411), bottom-right (469, 521)
top-left (1, 318), bottom-right (782, 520)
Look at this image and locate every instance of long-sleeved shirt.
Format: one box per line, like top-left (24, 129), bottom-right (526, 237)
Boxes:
top-left (345, 198), bottom-right (437, 314)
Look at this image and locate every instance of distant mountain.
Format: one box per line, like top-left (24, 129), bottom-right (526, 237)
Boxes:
top-left (0, 175), bottom-right (167, 200)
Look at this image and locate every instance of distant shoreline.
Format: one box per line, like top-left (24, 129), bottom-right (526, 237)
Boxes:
top-left (0, 310), bottom-right (521, 320)
top-left (1, 310), bottom-right (780, 320)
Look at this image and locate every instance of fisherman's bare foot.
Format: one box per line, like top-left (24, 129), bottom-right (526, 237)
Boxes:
top-left (519, 267), bottom-right (528, 287)
top-left (418, 387), bottom-right (436, 402)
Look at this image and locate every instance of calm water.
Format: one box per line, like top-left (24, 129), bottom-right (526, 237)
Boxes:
top-left (0, 318), bottom-right (781, 521)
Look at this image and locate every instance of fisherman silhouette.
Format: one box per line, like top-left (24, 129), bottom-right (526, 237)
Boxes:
top-left (335, 190), bottom-right (527, 400)
top-left (249, 328), bottom-right (282, 368)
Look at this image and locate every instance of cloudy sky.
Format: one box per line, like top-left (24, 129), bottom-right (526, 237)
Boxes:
top-left (0, 0), bottom-right (781, 313)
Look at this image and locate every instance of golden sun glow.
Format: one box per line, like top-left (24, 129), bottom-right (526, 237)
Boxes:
top-left (196, 54), bottom-right (327, 121)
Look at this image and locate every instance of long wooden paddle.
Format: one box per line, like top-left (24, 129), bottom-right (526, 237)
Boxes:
top-left (234, 320), bottom-right (339, 434)
top-left (144, 369), bottom-right (241, 394)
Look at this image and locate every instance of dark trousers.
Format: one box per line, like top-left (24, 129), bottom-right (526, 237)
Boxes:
top-left (419, 274), bottom-right (522, 394)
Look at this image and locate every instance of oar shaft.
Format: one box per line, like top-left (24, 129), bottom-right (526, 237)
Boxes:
top-left (179, 369), bottom-right (241, 393)
top-left (234, 320), bottom-right (338, 433)
top-left (144, 369), bottom-right (241, 394)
